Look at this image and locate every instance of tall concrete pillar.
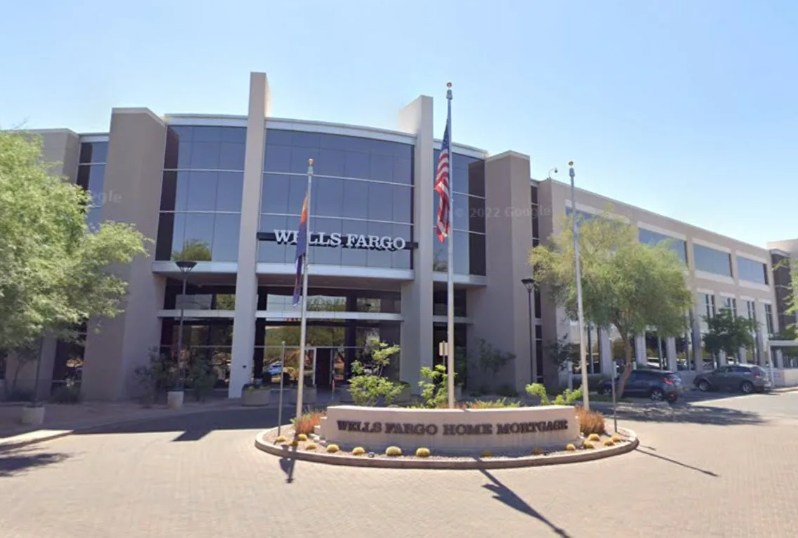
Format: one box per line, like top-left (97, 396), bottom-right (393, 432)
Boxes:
top-left (82, 109), bottom-right (168, 400)
top-left (230, 73), bottom-right (271, 398)
top-left (635, 335), bottom-right (647, 366)
top-left (469, 151), bottom-right (533, 393)
top-left (599, 328), bottom-right (612, 376)
top-left (398, 95), bottom-right (434, 392)
top-left (692, 304), bottom-right (704, 372)
top-left (666, 337), bottom-right (677, 371)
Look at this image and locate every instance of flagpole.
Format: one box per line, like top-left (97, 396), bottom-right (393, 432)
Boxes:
top-left (569, 161), bottom-right (589, 410)
top-left (294, 159), bottom-right (314, 433)
top-left (446, 83), bottom-right (456, 409)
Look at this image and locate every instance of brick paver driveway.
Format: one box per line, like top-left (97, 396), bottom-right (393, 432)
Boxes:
top-left (2, 394), bottom-right (798, 538)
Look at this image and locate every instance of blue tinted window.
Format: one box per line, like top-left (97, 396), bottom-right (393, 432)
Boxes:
top-left (737, 256), bottom-right (768, 284)
top-left (694, 244), bottom-right (732, 277)
top-left (79, 142), bottom-right (108, 164)
top-left (259, 129), bottom-right (414, 270)
top-left (433, 150), bottom-right (485, 196)
top-left (157, 125), bottom-right (245, 261)
top-left (639, 228), bottom-right (687, 263)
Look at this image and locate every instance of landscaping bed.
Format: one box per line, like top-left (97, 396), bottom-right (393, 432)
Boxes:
top-left (255, 423), bottom-right (637, 469)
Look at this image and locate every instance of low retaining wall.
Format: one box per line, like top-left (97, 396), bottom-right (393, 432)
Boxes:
top-left (318, 405), bottom-right (580, 454)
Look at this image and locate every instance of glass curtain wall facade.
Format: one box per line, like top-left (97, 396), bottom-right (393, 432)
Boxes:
top-left (432, 151), bottom-right (486, 275)
top-left (76, 141), bottom-right (108, 228)
top-left (259, 130), bottom-right (413, 269)
top-left (254, 287), bottom-right (402, 386)
top-left (156, 125), bottom-right (246, 261)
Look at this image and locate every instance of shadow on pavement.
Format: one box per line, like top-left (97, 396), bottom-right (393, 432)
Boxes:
top-left (635, 448), bottom-right (719, 477)
top-left (479, 469), bottom-right (571, 537)
top-left (680, 390), bottom-right (777, 404)
top-left (74, 408), bottom-right (283, 443)
top-left (0, 446), bottom-right (70, 478)
top-left (608, 404), bottom-right (764, 426)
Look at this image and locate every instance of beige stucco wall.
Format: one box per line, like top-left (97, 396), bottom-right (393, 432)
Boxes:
top-left (81, 108), bottom-right (167, 400)
top-left (318, 405), bottom-right (580, 454)
top-left (536, 178), bottom-right (778, 370)
top-left (468, 151), bottom-right (534, 393)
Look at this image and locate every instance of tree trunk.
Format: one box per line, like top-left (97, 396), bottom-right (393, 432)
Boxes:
top-left (616, 335), bottom-right (635, 398)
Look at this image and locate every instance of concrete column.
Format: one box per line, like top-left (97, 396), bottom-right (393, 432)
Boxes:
top-left (229, 73), bottom-right (271, 398)
top-left (666, 337), bottom-right (677, 371)
top-left (469, 151), bottom-right (533, 393)
top-left (82, 108), bottom-right (168, 400)
top-left (692, 305), bottom-right (704, 372)
top-left (598, 328), bottom-right (612, 376)
top-left (397, 95), bottom-right (434, 393)
top-left (635, 335), bottom-right (647, 366)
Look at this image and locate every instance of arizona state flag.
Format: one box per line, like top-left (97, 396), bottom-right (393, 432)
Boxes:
top-left (292, 191), bottom-right (309, 307)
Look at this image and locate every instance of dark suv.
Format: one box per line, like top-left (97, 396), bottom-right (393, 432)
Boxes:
top-left (693, 364), bottom-right (771, 394)
top-left (597, 369), bottom-right (685, 402)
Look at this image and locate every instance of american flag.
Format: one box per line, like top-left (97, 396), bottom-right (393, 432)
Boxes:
top-left (434, 107), bottom-right (452, 242)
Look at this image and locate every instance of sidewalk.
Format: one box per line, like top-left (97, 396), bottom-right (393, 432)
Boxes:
top-left (0, 398), bottom-right (241, 449)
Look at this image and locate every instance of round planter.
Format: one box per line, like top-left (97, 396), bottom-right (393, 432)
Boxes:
top-left (242, 388), bottom-right (271, 407)
top-left (21, 405), bottom-right (45, 426)
top-left (167, 390), bottom-right (184, 409)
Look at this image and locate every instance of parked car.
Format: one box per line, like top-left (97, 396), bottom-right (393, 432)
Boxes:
top-left (267, 364), bottom-right (283, 376)
top-left (693, 364), bottom-right (771, 394)
top-left (597, 369), bottom-right (685, 402)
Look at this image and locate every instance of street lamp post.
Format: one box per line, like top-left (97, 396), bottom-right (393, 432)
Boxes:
top-left (174, 260), bottom-right (197, 398)
top-left (521, 278), bottom-right (537, 384)
top-left (569, 162), bottom-right (590, 410)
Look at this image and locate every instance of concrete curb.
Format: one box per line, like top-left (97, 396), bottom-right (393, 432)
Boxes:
top-left (254, 427), bottom-right (639, 470)
top-left (0, 402), bottom-right (252, 451)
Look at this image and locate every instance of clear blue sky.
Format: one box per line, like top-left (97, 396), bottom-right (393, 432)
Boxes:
top-left (2, 0), bottom-right (796, 248)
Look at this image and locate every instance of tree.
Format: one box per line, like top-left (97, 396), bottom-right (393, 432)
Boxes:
top-left (543, 336), bottom-right (579, 372)
top-left (0, 131), bottom-right (148, 399)
top-left (702, 309), bottom-right (757, 368)
top-left (348, 337), bottom-right (402, 406)
top-left (172, 239), bottom-right (211, 261)
top-left (531, 210), bottom-right (693, 398)
top-left (474, 338), bottom-right (515, 381)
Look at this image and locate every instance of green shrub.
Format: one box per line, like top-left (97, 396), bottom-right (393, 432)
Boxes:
top-left (305, 443), bottom-right (317, 450)
top-left (274, 436), bottom-right (287, 444)
top-left (352, 447), bottom-right (366, 456)
top-left (565, 444), bottom-right (576, 451)
top-left (415, 447), bottom-right (430, 458)
top-left (526, 383), bottom-right (583, 406)
top-left (326, 444), bottom-right (340, 453)
top-left (526, 383), bottom-right (550, 405)
top-left (297, 433), bottom-right (308, 441)
top-left (418, 364), bottom-right (450, 408)
top-left (348, 337), bottom-right (402, 406)
top-left (189, 358), bottom-right (218, 402)
top-left (466, 398), bottom-right (521, 409)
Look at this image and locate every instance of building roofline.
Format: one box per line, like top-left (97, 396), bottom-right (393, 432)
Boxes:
top-left (545, 178), bottom-right (770, 253)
